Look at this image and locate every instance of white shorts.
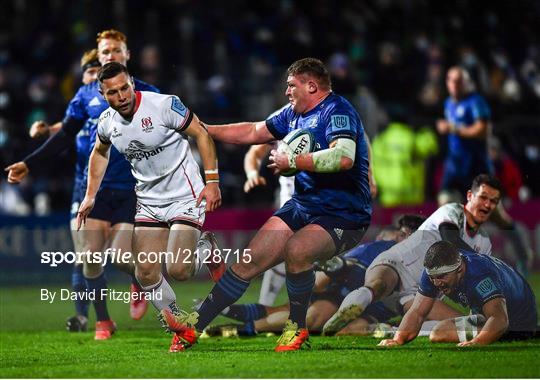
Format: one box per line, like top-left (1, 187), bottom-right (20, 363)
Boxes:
top-left (367, 234), bottom-right (433, 305)
top-left (134, 197), bottom-right (205, 229)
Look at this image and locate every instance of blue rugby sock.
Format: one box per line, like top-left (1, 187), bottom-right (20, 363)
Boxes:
top-left (222, 303), bottom-right (267, 323)
top-left (85, 273), bottom-right (111, 322)
top-left (286, 269), bottom-right (315, 328)
top-left (195, 268), bottom-right (250, 331)
top-left (72, 265), bottom-right (89, 317)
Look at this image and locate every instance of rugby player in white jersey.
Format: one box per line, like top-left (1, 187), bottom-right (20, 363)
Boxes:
top-left (77, 62), bottom-right (223, 350)
top-left (323, 174), bottom-right (502, 335)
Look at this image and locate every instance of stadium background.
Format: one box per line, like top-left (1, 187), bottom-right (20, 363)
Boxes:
top-left (0, 1), bottom-right (539, 377)
top-left (0, 0), bottom-right (538, 281)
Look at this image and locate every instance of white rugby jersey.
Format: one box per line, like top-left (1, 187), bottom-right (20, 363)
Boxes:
top-left (418, 202), bottom-right (492, 255)
top-left (381, 202), bottom-right (492, 285)
top-left (97, 91), bottom-right (204, 205)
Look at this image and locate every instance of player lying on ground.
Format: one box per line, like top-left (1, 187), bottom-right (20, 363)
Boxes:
top-left (209, 215), bottom-right (458, 337)
top-left (77, 62), bottom-right (225, 351)
top-left (379, 240), bottom-right (538, 346)
top-left (323, 174), bottom-right (502, 335)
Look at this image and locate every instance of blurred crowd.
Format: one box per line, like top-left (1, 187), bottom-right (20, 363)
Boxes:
top-left (1, 0), bottom-right (539, 214)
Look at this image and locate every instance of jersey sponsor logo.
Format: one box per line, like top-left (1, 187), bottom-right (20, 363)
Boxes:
top-left (456, 105), bottom-right (465, 117)
top-left (475, 277), bottom-right (497, 298)
top-left (98, 110), bottom-right (111, 124)
top-left (171, 96), bottom-right (187, 117)
top-left (89, 96), bottom-right (102, 107)
top-left (112, 127), bottom-right (122, 138)
top-left (331, 115), bottom-right (351, 131)
top-left (141, 117), bottom-right (154, 133)
top-left (125, 140), bottom-right (165, 161)
top-left (334, 228), bottom-right (343, 240)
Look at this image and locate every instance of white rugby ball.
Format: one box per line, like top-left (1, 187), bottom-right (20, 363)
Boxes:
top-left (277, 129), bottom-right (316, 177)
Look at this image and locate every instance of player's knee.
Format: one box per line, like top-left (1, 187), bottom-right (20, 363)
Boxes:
top-left (284, 240), bottom-right (307, 267)
top-left (167, 265), bottom-right (192, 282)
top-left (136, 262), bottom-right (160, 284)
top-left (83, 263), bottom-right (103, 278)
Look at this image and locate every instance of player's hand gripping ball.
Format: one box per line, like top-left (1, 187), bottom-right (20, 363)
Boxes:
top-left (276, 129), bottom-right (316, 177)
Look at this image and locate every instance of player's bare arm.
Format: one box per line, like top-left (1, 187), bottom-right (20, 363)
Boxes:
top-left (268, 138), bottom-right (355, 175)
top-left (77, 138), bottom-right (111, 229)
top-left (244, 144), bottom-right (271, 193)
top-left (454, 119), bottom-right (489, 139)
top-left (4, 161), bottom-right (29, 184)
top-left (29, 120), bottom-right (63, 139)
top-left (204, 120), bottom-right (275, 145)
top-left (184, 114), bottom-right (222, 212)
top-left (458, 297), bottom-right (508, 346)
top-left (379, 293), bottom-right (434, 346)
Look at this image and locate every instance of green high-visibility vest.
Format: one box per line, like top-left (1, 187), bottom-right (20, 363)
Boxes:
top-left (372, 122), bottom-right (438, 207)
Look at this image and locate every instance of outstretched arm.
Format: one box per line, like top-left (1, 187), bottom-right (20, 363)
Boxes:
top-left (29, 121), bottom-right (63, 139)
top-left (204, 121), bottom-right (275, 145)
top-left (5, 117), bottom-right (84, 183)
top-left (77, 138), bottom-right (111, 229)
top-left (379, 293), bottom-right (434, 346)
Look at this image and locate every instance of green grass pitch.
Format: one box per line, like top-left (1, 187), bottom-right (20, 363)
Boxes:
top-left (1, 275), bottom-right (540, 378)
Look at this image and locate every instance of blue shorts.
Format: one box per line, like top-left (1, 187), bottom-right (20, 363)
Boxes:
top-left (274, 199), bottom-right (368, 254)
top-left (70, 178), bottom-right (86, 219)
top-left (88, 187), bottom-right (136, 225)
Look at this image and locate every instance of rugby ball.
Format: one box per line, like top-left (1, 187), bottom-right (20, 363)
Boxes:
top-left (277, 129), bottom-right (316, 177)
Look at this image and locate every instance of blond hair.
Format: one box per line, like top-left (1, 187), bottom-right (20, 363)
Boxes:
top-left (80, 48), bottom-right (98, 68)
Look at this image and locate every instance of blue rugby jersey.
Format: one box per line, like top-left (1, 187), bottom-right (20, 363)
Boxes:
top-left (419, 251), bottom-right (537, 331)
top-left (266, 93), bottom-right (371, 224)
top-left (443, 93), bottom-right (493, 179)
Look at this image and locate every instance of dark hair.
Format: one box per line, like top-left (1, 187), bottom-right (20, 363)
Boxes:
top-left (97, 62), bottom-right (129, 84)
top-left (379, 225), bottom-right (400, 234)
top-left (424, 241), bottom-right (460, 269)
top-left (397, 214), bottom-right (426, 233)
top-left (287, 58), bottom-right (332, 90)
top-left (471, 174), bottom-right (502, 194)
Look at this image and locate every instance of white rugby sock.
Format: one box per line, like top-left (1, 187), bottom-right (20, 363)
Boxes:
top-left (340, 286), bottom-right (373, 311)
top-left (193, 236), bottom-right (211, 276)
top-left (258, 263), bottom-right (286, 306)
top-left (142, 275), bottom-right (178, 312)
top-left (418, 320), bottom-right (439, 336)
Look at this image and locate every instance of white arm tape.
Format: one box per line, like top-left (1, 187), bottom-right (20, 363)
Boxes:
top-left (311, 138), bottom-right (356, 173)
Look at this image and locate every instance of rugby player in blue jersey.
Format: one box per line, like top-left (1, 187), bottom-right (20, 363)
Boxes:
top-left (6, 30), bottom-right (160, 339)
top-left (207, 216), bottom-right (435, 337)
top-left (165, 58), bottom-right (372, 352)
top-left (437, 66), bottom-right (532, 276)
top-left (379, 240), bottom-right (537, 346)
top-left (26, 49), bottom-right (101, 333)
